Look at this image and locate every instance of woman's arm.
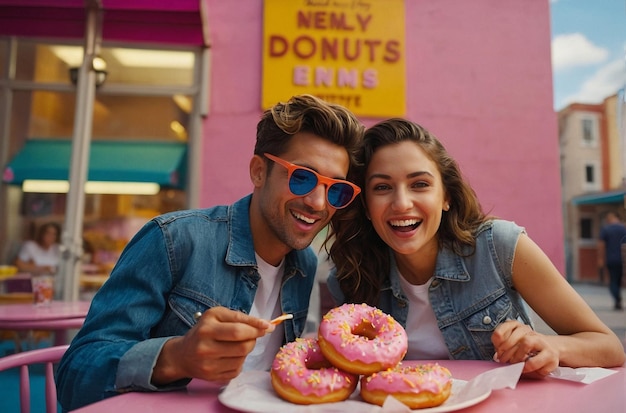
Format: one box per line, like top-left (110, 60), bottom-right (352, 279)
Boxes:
top-left (494, 233), bottom-right (625, 374)
top-left (14, 257), bottom-right (55, 274)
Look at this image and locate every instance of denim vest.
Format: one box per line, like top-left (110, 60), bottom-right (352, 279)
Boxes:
top-left (56, 195), bottom-right (317, 411)
top-left (328, 219), bottom-right (533, 361)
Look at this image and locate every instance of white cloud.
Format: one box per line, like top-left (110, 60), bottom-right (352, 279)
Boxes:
top-left (552, 33), bottom-right (609, 71)
top-left (560, 59), bottom-right (626, 106)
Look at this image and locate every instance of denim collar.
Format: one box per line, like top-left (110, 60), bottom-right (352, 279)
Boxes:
top-left (434, 247), bottom-right (471, 281)
top-left (224, 194), bottom-right (309, 280)
top-left (225, 194), bottom-right (257, 267)
top-left (388, 245), bottom-right (472, 296)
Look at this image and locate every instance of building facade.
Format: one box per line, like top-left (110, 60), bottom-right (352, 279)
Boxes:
top-left (559, 94), bottom-right (626, 282)
top-left (1, 1), bottom-right (564, 289)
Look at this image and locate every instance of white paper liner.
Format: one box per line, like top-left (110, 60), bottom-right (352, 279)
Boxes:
top-left (218, 363), bottom-right (525, 413)
top-left (548, 366), bottom-right (618, 384)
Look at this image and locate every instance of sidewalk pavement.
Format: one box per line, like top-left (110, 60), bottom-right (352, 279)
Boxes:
top-left (530, 282), bottom-right (626, 350)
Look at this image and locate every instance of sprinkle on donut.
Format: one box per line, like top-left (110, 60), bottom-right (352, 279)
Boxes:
top-left (270, 337), bottom-right (358, 404)
top-left (318, 303), bottom-right (408, 375)
top-left (360, 363), bottom-right (453, 409)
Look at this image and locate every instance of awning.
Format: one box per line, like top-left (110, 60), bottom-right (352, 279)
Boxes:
top-left (571, 189), bottom-right (626, 205)
top-left (0, 0), bottom-right (209, 46)
top-left (2, 139), bottom-right (187, 189)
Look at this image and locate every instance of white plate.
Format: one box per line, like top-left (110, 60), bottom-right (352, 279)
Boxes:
top-left (416, 380), bottom-right (491, 412)
top-left (218, 371), bottom-right (492, 413)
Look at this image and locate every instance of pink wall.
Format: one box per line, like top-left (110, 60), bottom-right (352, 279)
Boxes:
top-left (201, 0), bottom-right (564, 271)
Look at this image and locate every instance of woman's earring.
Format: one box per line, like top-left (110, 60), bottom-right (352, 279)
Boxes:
top-left (444, 203), bottom-right (450, 211)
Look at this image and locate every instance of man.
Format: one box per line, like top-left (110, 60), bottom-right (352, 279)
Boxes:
top-left (598, 211), bottom-right (626, 310)
top-left (56, 94), bottom-right (364, 410)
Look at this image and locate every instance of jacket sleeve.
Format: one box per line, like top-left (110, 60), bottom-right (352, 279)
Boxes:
top-left (56, 221), bottom-right (188, 411)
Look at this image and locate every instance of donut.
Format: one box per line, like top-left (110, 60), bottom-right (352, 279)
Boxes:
top-left (270, 337), bottom-right (358, 404)
top-left (360, 363), bottom-right (453, 409)
top-left (318, 303), bottom-right (408, 375)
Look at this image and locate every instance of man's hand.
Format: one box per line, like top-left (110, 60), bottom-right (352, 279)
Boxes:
top-left (152, 306), bottom-right (273, 385)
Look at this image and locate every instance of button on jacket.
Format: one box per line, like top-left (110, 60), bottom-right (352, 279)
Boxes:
top-left (328, 219), bottom-right (533, 361)
top-left (56, 194), bottom-right (317, 411)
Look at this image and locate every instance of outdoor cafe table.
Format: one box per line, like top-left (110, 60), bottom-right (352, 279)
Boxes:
top-left (72, 359), bottom-right (625, 412)
top-left (0, 300), bottom-right (91, 346)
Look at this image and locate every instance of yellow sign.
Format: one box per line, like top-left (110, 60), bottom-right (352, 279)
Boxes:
top-left (262, 0), bottom-right (406, 117)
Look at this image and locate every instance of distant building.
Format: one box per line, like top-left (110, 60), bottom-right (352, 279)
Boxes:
top-left (558, 92), bottom-right (626, 282)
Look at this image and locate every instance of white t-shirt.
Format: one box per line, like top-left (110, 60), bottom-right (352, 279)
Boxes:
top-left (242, 253), bottom-right (284, 371)
top-left (398, 275), bottom-right (449, 360)
top-left (17, 240), bottom-right (60, 268)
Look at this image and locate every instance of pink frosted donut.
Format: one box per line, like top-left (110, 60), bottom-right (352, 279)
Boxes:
top-left (270, 337), bottom-right (358, 404)
top-left (318, 303), bottom-right (408, 375)
top-left (360, 363), bottom-right (453, 408)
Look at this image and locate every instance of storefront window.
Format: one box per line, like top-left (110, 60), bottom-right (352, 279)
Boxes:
top-left (91, 94), bottom-right (190, 141)
top-left (12, 90), bottom-right (76, 140)
top-left (2, 38), bottom-right (200, 276)
top-left (12, 90), bottom-right (190, 142)
top-left (102, 47), bottom-right (194, 86)
top-left (15, 42), bottom-right (195, 87)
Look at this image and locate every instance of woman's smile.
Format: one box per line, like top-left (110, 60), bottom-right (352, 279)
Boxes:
top-left (365, 141), bottom-right (448, 255)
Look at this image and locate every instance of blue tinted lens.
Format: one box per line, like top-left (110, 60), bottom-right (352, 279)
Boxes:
top-left (289, 168), bottom-right (318, 195)
top-left (328, 183), bottom-right (355, 208)
top-left (289, 167), bottom-right (355, 208)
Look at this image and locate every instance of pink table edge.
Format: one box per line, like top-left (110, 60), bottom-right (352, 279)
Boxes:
top-left (0, 301), bottom-right (91, 323)
top-left (0, 300), bottom-right (91, 346)
top-left (72, 359), bottom-right (626, 413)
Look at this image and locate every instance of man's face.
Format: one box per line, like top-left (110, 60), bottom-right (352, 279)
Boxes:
top-left (251, 132), bottom-right (351, 264)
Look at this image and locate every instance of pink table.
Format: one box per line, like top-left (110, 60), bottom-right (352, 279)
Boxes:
top-left (73, 359), bottom-right (625, 412)
top-left (0, 301), bottom-right (91, 345)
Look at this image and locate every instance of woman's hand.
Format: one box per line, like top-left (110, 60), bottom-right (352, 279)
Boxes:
top-left (491, 320), bottom-right (559, 378)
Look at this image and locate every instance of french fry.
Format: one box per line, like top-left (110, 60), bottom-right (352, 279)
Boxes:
top-left (270, 314), bottom-right (294, 325)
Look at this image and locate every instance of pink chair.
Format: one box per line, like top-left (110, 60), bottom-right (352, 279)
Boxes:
top-left (0, 344), bottom-right (69, 413)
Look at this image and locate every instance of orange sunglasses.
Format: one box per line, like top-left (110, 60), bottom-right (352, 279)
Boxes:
top-left (264, 153), bottom-right (360, 209)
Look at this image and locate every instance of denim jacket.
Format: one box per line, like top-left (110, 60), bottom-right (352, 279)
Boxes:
top-left (56, 194), bottom-right (317, 411)
top-left (328, 219), bottom-right (533, 361)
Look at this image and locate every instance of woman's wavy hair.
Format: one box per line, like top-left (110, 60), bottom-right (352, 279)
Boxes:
top-left (327, 118), bottom-right (487, 305)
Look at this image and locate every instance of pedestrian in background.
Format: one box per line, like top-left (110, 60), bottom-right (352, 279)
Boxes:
top-left (598, 211), bottom-right (626, 310)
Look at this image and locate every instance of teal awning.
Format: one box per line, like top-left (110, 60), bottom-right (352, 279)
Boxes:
top-left (571, 189), bottom-right (626, 205)
top-left (2, 139), bottom-right (187, 189)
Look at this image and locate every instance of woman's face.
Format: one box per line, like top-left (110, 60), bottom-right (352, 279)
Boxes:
top-left (41, 226), bottom-right (59, 248)
top-left (364, 140), bottom-right (449, 256)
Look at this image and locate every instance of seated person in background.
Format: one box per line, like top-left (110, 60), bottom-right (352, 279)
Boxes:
top-left (328, 118), bottom-right (625, 378)
top-left (56, 94), bottom-right (364, 411)
top-left (14, 222), bottom-right (61, 275)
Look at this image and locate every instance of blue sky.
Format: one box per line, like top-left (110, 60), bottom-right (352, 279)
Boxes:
top-left (550, 0), bottom-right (625, 110)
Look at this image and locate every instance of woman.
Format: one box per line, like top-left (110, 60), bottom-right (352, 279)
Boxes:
top-left (15, 222), bottom-right (61, 275)
top-left (327, 118), bottom-right (625, 377)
